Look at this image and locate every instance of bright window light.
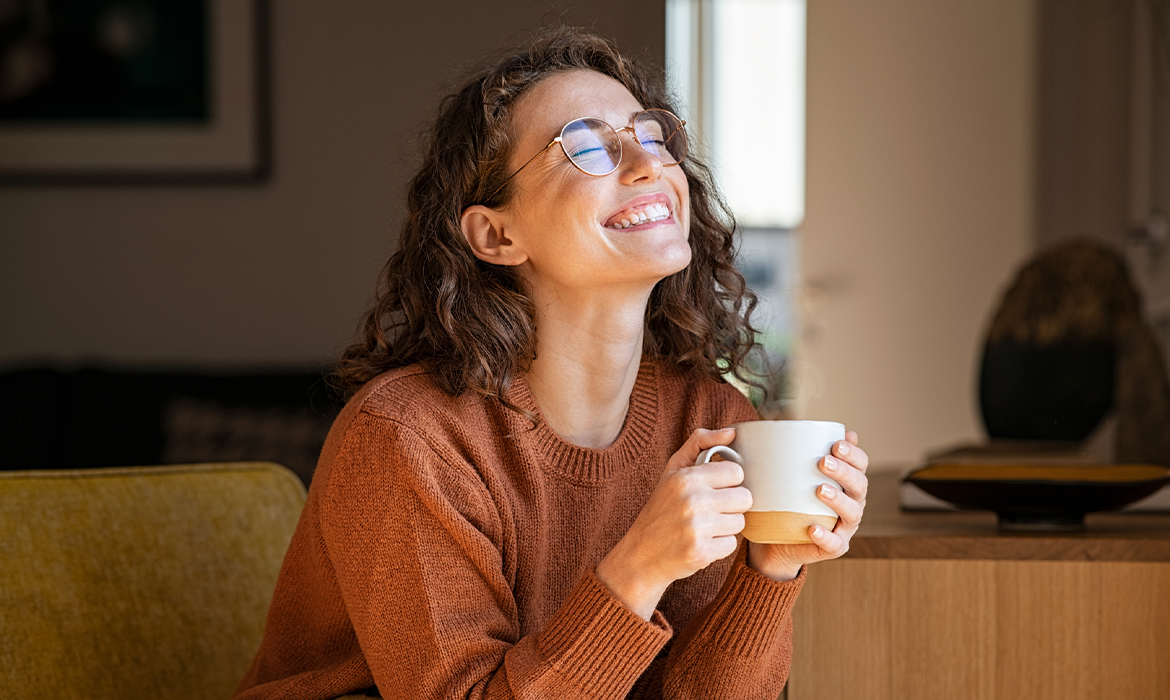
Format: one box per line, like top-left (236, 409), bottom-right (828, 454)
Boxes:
top-left (666, 0), bottom-right (806, 229)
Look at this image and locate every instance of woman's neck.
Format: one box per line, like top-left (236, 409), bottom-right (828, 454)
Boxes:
top-left (524, 286), bottom-right (651, 449)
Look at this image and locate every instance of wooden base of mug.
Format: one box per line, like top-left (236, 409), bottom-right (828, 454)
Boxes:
top-left (742, 511), bottom-right (839, 544)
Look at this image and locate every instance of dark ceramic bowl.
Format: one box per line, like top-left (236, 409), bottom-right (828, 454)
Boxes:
top-left (904, 466), bottom-right (1170, 530)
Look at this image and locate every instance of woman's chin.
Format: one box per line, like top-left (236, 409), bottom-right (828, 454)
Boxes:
top-left (596, 250), bottom-right (691, 291)
top-left (612, 224), bottom-right (691, 267)
top-left (656, 237), bottom-right (694, 275)
top-left (630, 248), bottom-right (691, 287)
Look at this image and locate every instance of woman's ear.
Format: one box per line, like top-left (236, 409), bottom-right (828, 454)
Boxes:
top-left (460, 205), bottom-right (528, 266)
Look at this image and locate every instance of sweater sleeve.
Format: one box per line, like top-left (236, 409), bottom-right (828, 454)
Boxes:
top-left (656, 541), bottom-right (805, 699)
top-left (318, 410), bottom-right (672, 700)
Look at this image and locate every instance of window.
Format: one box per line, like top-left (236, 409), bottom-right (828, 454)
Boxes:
top-left (666, 0), bottom-right (805, 229)
top-left (667, 0), bottom-right (806, 412)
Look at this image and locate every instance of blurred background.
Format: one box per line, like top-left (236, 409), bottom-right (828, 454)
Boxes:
top-left (1, 0), bottom-right (1167, 480)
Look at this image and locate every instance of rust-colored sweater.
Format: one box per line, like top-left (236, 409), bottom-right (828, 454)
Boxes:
top-left (234, 359), bottom-right (806, 700)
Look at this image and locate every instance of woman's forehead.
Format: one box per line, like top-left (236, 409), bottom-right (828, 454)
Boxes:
top-left (513, 70), bottom-right (643, 143)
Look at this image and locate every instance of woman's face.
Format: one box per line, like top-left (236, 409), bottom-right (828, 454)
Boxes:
top-left (489, 69), bottom-right (692, 295)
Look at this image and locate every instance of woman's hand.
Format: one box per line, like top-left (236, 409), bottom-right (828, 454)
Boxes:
top-left (595, 427), bottom-right (753, 620)
top-left (747, 431), bottom-right (869, 581)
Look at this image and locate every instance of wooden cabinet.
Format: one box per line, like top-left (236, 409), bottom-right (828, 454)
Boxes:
top-left (788, 474), bottom-right (1170, 700)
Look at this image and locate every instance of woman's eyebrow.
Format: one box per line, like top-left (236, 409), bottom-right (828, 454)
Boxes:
top-left (616, 110), bottom-right (640, 126)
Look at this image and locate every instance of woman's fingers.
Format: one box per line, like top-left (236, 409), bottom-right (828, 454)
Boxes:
top-left (669, 467), bottom-right (751, 509)
top-left (679, 513), bottom-right (745, 555)
top-left (695, 426), bottom-right (736, 450)
top-left (818, 483), bottom-right (863, 527)
top-left (679, 460), bottom-right (746, 491)
top-left (709, 512), bottom-right (747, 537)
top-left (809, 523), bottom-right (849, 556)
top-left (710, 534), bottom-right (741, 561)
top-left (833, 438), bottom-right (869, 474)
top-left (821, 455), bottom-right (868, 504)
top-left (668, 427), bottom-right (737, 472)
top-left (708, 484), bottom-right (752, 513)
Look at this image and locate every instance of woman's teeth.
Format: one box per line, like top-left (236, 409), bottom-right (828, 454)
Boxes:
top-left (607, 203), bottom-right (672, 229)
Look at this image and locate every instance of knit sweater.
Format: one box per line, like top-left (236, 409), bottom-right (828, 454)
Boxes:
top-left (234, 358), bottom-right (806, 700)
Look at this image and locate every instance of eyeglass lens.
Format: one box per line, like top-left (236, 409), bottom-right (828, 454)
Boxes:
top-left (561, 119), bottom-right (622, 175)
top-left (634, 110), bottom-right (687, 164)
top-left (560, 110), bottom-right (687, 176)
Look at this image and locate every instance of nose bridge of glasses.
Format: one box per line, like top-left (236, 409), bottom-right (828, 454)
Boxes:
top-left (617, 125), bottom-right (652, 153)
top-left (615, 124), bottom-right (660, 164)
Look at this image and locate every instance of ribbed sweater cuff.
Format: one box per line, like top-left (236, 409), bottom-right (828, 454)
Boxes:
top-left (537, 571), bottom-right (672, 697)
top-left (689, 544), bottom-right (806, 658)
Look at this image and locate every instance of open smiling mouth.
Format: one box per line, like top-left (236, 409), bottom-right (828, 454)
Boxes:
top-left (605, 203), bottom-right (673, 230)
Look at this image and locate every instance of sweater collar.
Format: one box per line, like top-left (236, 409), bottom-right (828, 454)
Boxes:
top-left (509, 358), bottom-right (660, 483)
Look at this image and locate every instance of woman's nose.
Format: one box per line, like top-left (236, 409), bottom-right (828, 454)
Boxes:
top-left (617, 131), bottom-right (664, 184)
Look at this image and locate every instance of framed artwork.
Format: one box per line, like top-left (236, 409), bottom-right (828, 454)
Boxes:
top-left (0, 0), bottom-right (268, 183)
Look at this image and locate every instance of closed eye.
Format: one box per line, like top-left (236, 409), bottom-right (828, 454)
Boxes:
top-left (568, 145), bottom-right (609, 159)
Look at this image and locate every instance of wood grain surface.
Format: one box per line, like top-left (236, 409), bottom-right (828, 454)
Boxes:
top-left (788, 472), bottom-right (1170, 699)
top-left (790, 560), bottom-right (1170, 700)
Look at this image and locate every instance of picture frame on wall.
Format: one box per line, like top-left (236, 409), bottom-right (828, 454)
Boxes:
top-left (0, 0), bottom-right (268, 183)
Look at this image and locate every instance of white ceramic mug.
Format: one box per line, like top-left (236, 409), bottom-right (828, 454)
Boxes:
top-left (695, 420), bottom-right (845, 544)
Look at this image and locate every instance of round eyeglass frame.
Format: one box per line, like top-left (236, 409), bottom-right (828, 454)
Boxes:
top-left (486, 108), bottom-right (688, 202)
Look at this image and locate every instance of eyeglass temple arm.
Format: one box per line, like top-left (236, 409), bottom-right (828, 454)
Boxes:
top-left (486, 137), bottom-right (561, 202)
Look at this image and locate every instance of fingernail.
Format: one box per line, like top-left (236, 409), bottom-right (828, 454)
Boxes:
top-left (825, 456), bottom-right (838, 471)
top-left (812, 527), bottom-right (825, 538)
top-left (838, 441), bottom-right (850, 456)
top-left (821, 484), bottom-right (836, 499)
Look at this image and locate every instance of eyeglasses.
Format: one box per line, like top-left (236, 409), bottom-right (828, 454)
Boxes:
top-left (488, 108), bottom-right (688, 201)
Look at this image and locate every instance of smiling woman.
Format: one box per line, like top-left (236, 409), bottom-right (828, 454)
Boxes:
top-left (331, 36), bottom-right (758, 420)
top-left (232, 26), bottom-right (870, 700)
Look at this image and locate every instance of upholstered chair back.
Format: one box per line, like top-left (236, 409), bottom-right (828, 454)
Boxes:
top-left (0, 462), bottom-right (305, 700)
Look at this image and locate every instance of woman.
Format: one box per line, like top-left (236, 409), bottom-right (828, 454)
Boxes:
top-left (235, 27), bottom-right (868, 700)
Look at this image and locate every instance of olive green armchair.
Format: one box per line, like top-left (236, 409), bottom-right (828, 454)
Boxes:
top-left (0, 462), bottom-right (306, 700)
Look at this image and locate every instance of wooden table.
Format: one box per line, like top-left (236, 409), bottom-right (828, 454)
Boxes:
top-left (787, 472), bottom-right (1170, 700)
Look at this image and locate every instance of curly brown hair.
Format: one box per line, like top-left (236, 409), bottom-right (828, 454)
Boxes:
top-left (332, 26), bottom-right (760, 407)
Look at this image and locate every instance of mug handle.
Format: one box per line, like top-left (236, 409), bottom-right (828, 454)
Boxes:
top-left (694, 445), bottom-right (743, 466)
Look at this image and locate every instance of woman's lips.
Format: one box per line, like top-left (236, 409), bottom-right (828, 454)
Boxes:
top-left (603, 194), bottom-right (675, 229)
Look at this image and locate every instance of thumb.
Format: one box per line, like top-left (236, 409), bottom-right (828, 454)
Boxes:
top-left (667, 427), bottom-right (737, 472)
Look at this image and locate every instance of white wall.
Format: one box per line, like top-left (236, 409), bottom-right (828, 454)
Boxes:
top-left (797, 0), bottom-right (1037, 469)
top-left (0, 1), bottom-right (664, 369)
